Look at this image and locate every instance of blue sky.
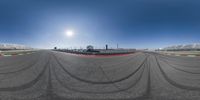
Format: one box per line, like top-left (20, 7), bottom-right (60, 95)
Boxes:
top-left (0, 0), bottom-right (200, 49)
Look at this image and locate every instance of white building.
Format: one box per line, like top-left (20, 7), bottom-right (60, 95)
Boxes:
top-left (162, 43), bottom-right (200, 51)
top-left (0, 43), bottom-right (32, 50)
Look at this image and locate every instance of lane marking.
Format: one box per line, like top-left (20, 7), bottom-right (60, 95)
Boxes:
top-left (159, 52), bottom-right (200, 57)
top-left (0, 52), bottom-right (36, 57)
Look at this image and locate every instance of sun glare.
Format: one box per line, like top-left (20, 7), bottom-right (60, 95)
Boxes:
top-left (66, 30), bottom-right (74, 37)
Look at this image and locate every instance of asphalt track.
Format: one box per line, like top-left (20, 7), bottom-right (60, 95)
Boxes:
top-left (0, 50), bottom-right (200, 100)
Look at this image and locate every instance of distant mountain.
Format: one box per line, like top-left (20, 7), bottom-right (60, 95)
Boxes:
top-left (0, 43), bottom-right (32, 50)
top-left (162, 43), bottom-right (200, 51)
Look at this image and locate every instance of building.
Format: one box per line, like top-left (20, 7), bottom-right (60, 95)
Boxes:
top-left (106, 44), bottom-right (108, 50)
top-left (86, 45), bottom-right (94, 51)
top-left (161, 43), bottom-right (200, 51)
top-left (0, 43), bottom-right (32, 50)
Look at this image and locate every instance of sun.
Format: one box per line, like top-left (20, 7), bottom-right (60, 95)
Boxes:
top-left (66, 30), bottom-right (74, 37)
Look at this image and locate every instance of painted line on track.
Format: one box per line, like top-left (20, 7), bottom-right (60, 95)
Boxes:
top-left (160, 53), bottom-right (200, 57)
top-left (0, 52), bottom-right (35, 57)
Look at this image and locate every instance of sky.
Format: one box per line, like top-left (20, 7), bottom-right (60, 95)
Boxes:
top-left (0, 0), bottom-right (200, 49)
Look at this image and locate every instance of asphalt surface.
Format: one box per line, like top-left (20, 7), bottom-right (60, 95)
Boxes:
top-left (0, 50), bottom-right (200, 100)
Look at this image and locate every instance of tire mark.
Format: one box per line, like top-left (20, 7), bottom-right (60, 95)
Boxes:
top-left (133, 55), bottom-right (151, 100)
top-left (46, 56), bottom-right (54, 100)
top-left (52, 53), bottom-right (148, 84)
top-left (155, 55), bottom-right (200, 91)
top-left (158, 54), bottom-right (200, 68)
top-left (57, 52), bottom-right (141, 70)
top-left (52, 52), bottom-right (147, 94)
top-left (0, 52), bottom-right (39, 68)
top-left (0, 57), bottom-right (50, 91)
top-left (97, 55), bottom-right (149, 94)
top-left (53, 63), bottom-right (146, 94)
top-left (99, 53), bottom-right (141, 67)
top-left (0, 56), bottom-right (39, 74)
top-left (98, 65), bottom-right (123, 91)
top-left (160, 58), bottom-right (200, 74)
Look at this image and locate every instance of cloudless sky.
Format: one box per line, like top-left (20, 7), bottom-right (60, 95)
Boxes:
top-left (0, 0), bottom-right (200, 49)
